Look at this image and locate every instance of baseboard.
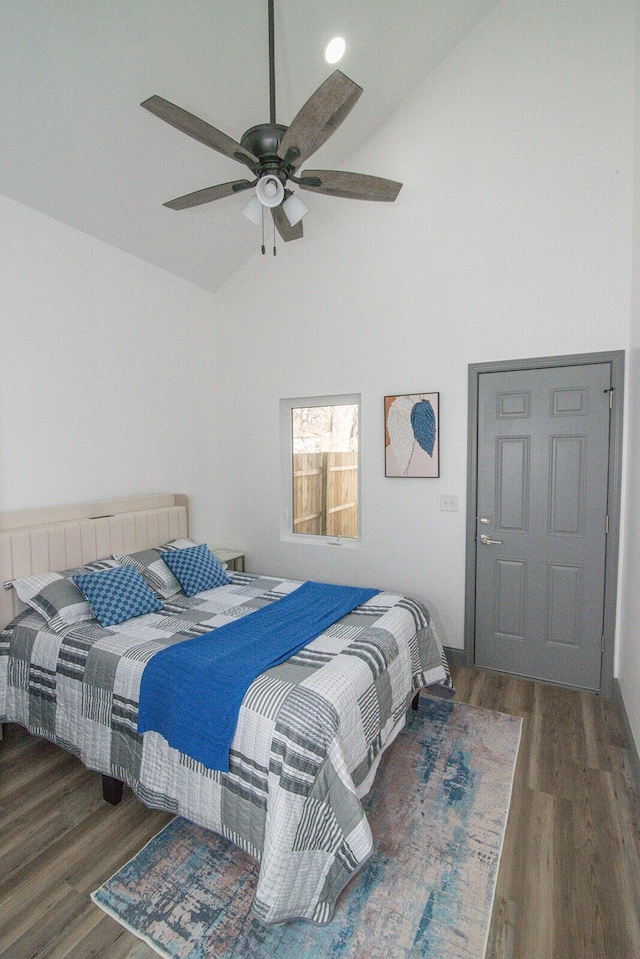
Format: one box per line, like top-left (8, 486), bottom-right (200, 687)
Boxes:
top-left (443, 646), bottom-right (466, 671)
top-left (613, 679), bottom-right (640, 795)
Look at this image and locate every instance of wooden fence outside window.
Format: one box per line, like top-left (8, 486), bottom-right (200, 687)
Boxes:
top-left (292, 451), bottom-right (358, 538)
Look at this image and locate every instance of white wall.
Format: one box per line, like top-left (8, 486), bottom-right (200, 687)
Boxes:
top-left (0, 195), bottom-right (222, 535)
top-left (214, 0), bottom-right (635, 650)
top-left (617, 0), bottom-right (640, 756)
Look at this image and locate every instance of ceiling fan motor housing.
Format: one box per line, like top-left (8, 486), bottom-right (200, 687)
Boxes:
top-left (240, 123), bottom-right (289, 181)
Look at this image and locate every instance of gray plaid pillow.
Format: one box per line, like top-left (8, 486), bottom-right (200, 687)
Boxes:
top-left (4, 558), bottom-right (119, 632)
top-left (113, 538), bottom-right (199, 600)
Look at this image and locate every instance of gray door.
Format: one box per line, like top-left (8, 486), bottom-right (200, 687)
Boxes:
top-left (474, 363), bottom-right (611, 690)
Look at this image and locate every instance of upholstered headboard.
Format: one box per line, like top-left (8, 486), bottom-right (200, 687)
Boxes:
top-left (0, 493), bottom-right (190, 629)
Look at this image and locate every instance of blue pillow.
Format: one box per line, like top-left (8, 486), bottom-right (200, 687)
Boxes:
top-left (161, 543), bottom-right (231, 597)
top-left (73, 564), bottom-right (162, 627)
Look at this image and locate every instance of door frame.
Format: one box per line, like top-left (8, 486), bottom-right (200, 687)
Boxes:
top-left (464, 350), bottom-right (625, 697)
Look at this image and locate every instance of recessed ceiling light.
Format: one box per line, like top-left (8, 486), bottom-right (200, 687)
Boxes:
top-left (323, 36), bottom-right (346, 65)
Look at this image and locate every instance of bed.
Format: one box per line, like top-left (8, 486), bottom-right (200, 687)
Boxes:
top-left (0, 494), bottom-right (452, 925)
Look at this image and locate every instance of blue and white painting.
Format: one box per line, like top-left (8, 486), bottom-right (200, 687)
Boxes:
top-left (385, 392), bottom-right (440, 477)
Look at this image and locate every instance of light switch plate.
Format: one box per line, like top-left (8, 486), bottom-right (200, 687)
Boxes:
top-left (440, 494), bottom-right (458, 512)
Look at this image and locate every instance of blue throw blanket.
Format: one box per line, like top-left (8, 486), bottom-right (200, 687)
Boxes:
top-left (137, 581), bottom-right (380, 772)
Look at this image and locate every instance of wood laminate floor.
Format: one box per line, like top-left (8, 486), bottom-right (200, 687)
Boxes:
top-left (1, 667), bottom-right (639, 958)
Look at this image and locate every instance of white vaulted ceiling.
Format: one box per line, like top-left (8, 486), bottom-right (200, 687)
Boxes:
top-left (1, 1), bottom-right (499, 292)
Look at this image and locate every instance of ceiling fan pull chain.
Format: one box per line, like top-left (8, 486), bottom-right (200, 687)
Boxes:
top-left (273, 215), bottom-right (277, 256)
top-left (261, 204), bottom-right (266, 255)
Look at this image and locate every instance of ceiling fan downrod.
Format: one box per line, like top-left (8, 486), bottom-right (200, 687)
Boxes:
top-left (268, 0), bottom-right (276, 125)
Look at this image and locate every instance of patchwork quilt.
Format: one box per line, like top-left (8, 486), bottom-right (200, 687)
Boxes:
top-left (0, 572), bottom-right (452, 924)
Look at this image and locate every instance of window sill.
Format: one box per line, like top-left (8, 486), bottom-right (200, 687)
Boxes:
top-left (280, 533), bottom-right (360, 549)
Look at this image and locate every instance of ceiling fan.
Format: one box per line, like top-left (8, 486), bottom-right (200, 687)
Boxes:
top-left (141, 0), bottom-right (402, 247)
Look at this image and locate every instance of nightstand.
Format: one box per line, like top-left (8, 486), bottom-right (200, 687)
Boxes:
top-left (212, 548), bottom-right (245, 572)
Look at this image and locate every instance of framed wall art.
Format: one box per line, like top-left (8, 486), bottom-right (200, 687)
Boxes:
top-left (385, 392), bottom-right (440, 477)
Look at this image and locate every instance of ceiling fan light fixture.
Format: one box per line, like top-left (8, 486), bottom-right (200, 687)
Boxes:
top-left (283, 193), bottom-right (310, 227)
top-left (324, 36), bottom-right (346, 65)
top-left (242, 194), bottom-right (264, 225)
top-left (256, 174), bottom-right (285, 207)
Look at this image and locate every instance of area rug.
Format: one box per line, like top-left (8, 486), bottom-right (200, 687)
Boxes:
top-left (92, 698), bottom-right (521, 959)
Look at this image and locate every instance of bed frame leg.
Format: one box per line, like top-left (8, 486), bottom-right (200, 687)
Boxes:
top-left (411, 691), bottom-right (420, 711)
top-left (102, 774), bottom-right (124, 805)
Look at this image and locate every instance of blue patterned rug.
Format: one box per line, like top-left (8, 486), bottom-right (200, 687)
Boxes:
top-left (92, 698), bottom-right (521, 959)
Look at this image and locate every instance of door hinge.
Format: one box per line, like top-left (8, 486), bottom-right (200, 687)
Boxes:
top-left (604, 387), bottom-right (614, 409)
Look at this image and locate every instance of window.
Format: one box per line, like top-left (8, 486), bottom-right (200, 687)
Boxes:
top-left (280, 394), bottom-right (360, 545)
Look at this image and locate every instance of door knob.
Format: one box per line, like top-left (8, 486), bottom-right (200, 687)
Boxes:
top-left (480, 533), bottom-right (502, 546)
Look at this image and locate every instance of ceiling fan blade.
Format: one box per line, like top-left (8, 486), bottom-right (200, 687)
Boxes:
top-left (277, 71), bottom-right (363, 170)
top-left (298, 170), bottom-right (403, 202)
top-left (272, 205), bottom-right (303, 242)
top-left (142, 95), bottom-right (259, 169)
top-left (163, 179), bottom-right (254, 210)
